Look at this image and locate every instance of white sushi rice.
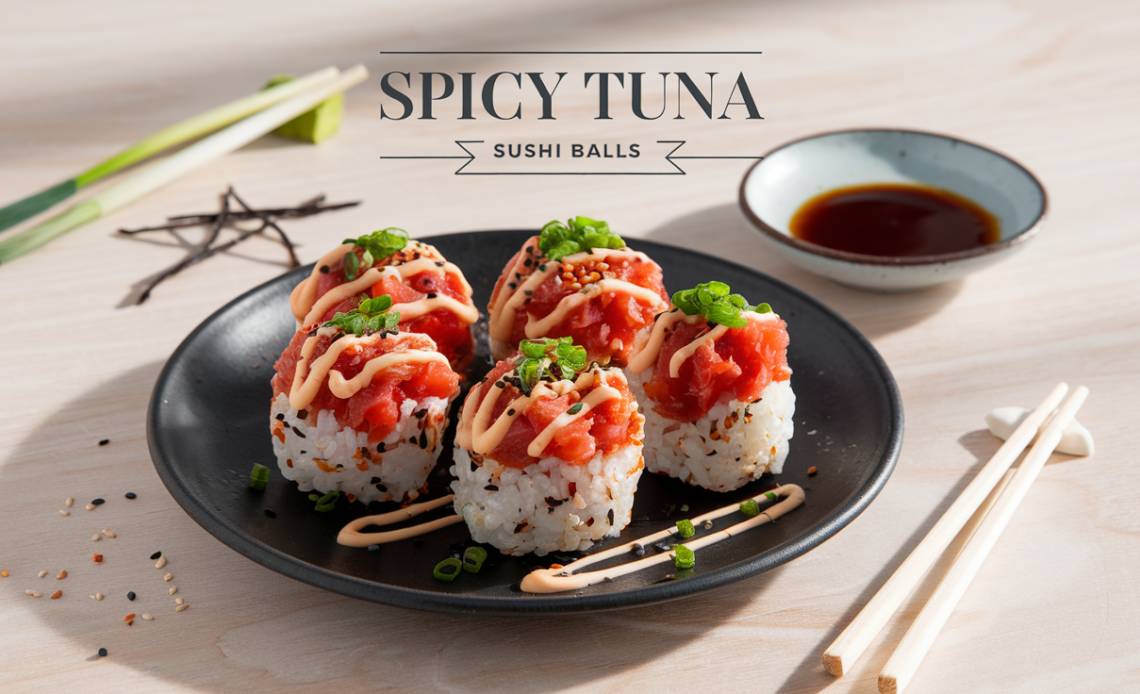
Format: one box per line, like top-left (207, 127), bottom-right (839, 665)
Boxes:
top-left (270, 392), bottom-right (451, 504)
top-left (627, 371), bottom-right (795, 492)
top-left (451, 437), bottom-right (645, 556)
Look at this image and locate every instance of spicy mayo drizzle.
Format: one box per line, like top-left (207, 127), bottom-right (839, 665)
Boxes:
top-left (488, 243), bottom-right (668, 343)
top-left (627, 308), bottom-right (781, 377)
top-left (288, 329), bottom-right (450, 412)
top-left (334, 484), bottom-right (807, 589)
top-left (455, 367), bottom-right (625, 458)
top-left (289, 242), bottom-right (478, 328)
top-left (520, 484), bottom-right (805, 593)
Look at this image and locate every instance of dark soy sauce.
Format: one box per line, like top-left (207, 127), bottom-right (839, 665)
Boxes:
top-left (789, 183), bottom-right (1000, 257)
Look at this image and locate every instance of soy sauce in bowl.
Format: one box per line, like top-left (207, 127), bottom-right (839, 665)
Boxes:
top-left (789, 183), bottom-right (1000, 257)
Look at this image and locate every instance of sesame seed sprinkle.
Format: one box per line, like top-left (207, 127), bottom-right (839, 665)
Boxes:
top-left (149, 551), bottom-right (162, 560)
top-left (175, 597), bottom-right (184, 605)
top-left (155, 556), bottom-right (167, 569)
top-left (164, 573), bottom-right (173, 582)
top-left (59, 510), bottom-right (69, 516)
top-left (176, 603), bottom-right (189, 612)
top-left (65, 497), bottom-right (74, 507)
top-left (38, 570), bottom-right (47, 578)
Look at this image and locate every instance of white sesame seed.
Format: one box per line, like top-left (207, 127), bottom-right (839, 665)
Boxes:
top-left (154, 556), bottom-right (167, 569)
top-left (59, 510), bottom-right (69, 516)
top-left (175, 597), bottom-right (184, 605)
top-left (102, 529), bottom-right (116, 538)
top-left (86, 504), bottom-right (95, 511)
top-left (163, 572), bottom-right (173, 582)
top-left (25, 589), bottom-right (35, 595)
top-left (95, 593), bottom-right (104, 601)
top-left (92, 534), bottom-right (101, 542)
top-left (65, 497), bottom-right (74, 507)
top-left (175, 603), bottom-right (189, 612)
top-left (37, 570), bottom-right (47, 578)
top-left (31, 592), bottom-right (42, 598)
top-left (89, 595), bottom-right (96, 600)
top-left (141, 614), bottom-right (154, 621)
top-left (168, 587), bottom-right (178, 595)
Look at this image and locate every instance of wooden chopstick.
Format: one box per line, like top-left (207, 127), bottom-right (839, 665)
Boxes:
top-left (878, 385), bottom-right (1090, 694)
top-left (822, 382), bottom-right (1070, 676)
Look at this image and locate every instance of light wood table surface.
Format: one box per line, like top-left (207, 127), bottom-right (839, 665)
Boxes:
top-left (2, 1), bottom-right (1137, 692)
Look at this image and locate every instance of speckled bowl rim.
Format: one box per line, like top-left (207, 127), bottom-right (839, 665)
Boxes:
top-left (738, 127), bottom-right (1049, 267)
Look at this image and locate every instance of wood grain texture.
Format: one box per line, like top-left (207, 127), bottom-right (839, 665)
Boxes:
top-left (1, 1), bottom-right (1138, 692)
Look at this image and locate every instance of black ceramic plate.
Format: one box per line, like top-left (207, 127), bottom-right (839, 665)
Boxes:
top-left (148, 230), bottom-right (903, 614)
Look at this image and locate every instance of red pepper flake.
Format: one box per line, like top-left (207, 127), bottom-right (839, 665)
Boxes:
top-left (807, 466), bottom-right (818, 477)
top-left (57, 570), bottom-right (67, 579)
top-left (51, 590), bottom-right (62, 599)
top-left (124, 613), bottom-right (136, 625)
top-left (93, 553), bottom-right (104, 563)
top-left (0, 570), bottom-right (8, 577)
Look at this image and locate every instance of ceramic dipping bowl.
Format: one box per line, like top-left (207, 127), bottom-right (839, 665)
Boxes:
top-left (739, 128), bottom-right (1047, 291)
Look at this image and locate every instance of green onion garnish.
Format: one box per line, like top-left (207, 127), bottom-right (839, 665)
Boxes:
top-left (308, 493), bottom-right (320, 502)
top-left (514, 337), bottom-right (589, 395)
top-left (676, 519), bottom-right (695, 539)
top-left (673, 544), bottom-right (695, 569)
top-left (322, 294), bottom-right (401, 337)
top-left (433, 557), bottom-right (463, 581)
top-left (671, 281), bottom-right (771, 329)
top-left (567, 402), bottom-right (584, 415)
top-left (739, 499), bottom-right (761, 517)
top-left (538, 216), bottom-right (624, 261)
top-left (248, 464), bottom-right (270, 491)
top-left (314, 491), bottom-right (340, 512)
top-left (462, 547), bottom-right (488, 573)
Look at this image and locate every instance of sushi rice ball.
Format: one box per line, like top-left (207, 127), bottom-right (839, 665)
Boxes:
top-left (626, 282), bottom-right (795, 492)
top-left (271, 295), bottom-right (461, 504)
top-left (289, 228), bottom-right (479, 370)
top-left (486, 216), bottom-right (668, 366)
top-left (452, 338), bottom-right (645, 556)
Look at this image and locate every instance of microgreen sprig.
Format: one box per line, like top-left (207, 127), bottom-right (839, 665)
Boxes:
top-left (671, 281), bottom-right (771, 328)
top-left (538, 216), bottom-right (624, 262)
top-left (514, 337), bottom-right (588, 395)
top-left (341, 227), bottom-right (409, 279)
top-left (322, 294), bottom-right (401, 337)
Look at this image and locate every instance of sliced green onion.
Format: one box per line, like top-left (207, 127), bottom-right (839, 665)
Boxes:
top-left (314, 491), bottom-right (340, 512)
top-left (763, 491), bottom-right (778, 501)
top-left (462, 547), bottom-right (488, 573)
top-left (676, 519), bottom-right (695, 539)
top-left (567, 402), bottom-right (583, 415)
top-left (673, 544), bottom-right (695, 569)
top-left (248, 464), bottom-right (270, 491)
top-left (433, 557), bottom-right (462, 581)
top-left (739, 499), bottom-right (761, 517)
top-left (308, 493), bottom-right (321, 502)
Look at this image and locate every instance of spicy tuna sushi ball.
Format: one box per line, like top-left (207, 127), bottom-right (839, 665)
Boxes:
top-left (289, 228), bottom-right (478, 370)
top-left (626, 282), bottom-right (795, 492)
top-left (452, 338), bottom-right (645, 556)
top-left (487, 217), bottom-right (668, 367)
top-left (271, 296), bottom-right (461, 504)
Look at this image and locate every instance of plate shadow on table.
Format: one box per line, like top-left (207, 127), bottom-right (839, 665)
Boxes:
top-left (1, 363), bottom-right (760, 692)
top-left (644, 203), bottom-right (965, 340)
top-left (765, 429), bottom-right (1009, 693)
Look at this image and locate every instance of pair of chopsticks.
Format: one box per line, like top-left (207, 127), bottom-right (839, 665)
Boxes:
top-left (823, 382), bottom-right (1089, 694)
top-left (0, 64), bottom-right (369, 264)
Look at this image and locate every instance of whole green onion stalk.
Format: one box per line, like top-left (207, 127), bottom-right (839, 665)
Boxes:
top-left (0, 67), bottom-right (340, 235)
top-left (0, 65), bottom-right (368, 264)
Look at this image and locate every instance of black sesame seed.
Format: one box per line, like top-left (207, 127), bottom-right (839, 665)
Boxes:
top-left (544, 497), bottom-right (563, 507)
top-left (149, 551), bottom-right (162, 560)
top-left (376, 442), bottom-right (386, 453)
top-left (495, 381), bottom-right (506, 389)
top-left (98, 439), bottom-right (110, 446)
top-left (607, 509), bottom-right (615, 525)
top-left (524, 290), bottom-right (533, 296)
top-left (375, 483), bottom-right (387, 492)
top-left (370, 476), bottom-right (382, 484)
top-left (427, 293), bottom-right (438, 299)
top-left (291, 426), bottom-right (306, 438)
top-left (514, 522), bottom-right (528, 533)
top-left (506, 408), bottom-right (515, 416)
top-left (470, 460), bottom-right (478, 472)
top-left (409, 437), bottom-right (417, 444)
top-left (92, 498), bottom-right (105, 506)
top-left (524, 258), bottom-right (533, 267)
top-left (296, 409), bottom-right (308, 420)
top-left (484, 485), bottom-right (499, 491)
top-left (538, 264), bottom-right (546, 272)
top-left (124, 492), bottom-right (137, 499)
top-left (275, 413), bottom-right (285, 421)
top-left (508, 282), bottom-right (516, 289)
top-left (264, 509), bottom-right (277, 519)
top-left (319, 265), bottom-right (331, 274)
top-left (367, 544), bottom-right (380, 552)
top-left (127, 592), bottom-right (136, 601)
top-left (418, 432), bottom-right (428, 449)
top-left (98, 648), bottom-right (107, 657)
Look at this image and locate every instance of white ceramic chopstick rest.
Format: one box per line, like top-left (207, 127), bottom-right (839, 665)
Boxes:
top-left (986, 407), bottom-right (1094, 456)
